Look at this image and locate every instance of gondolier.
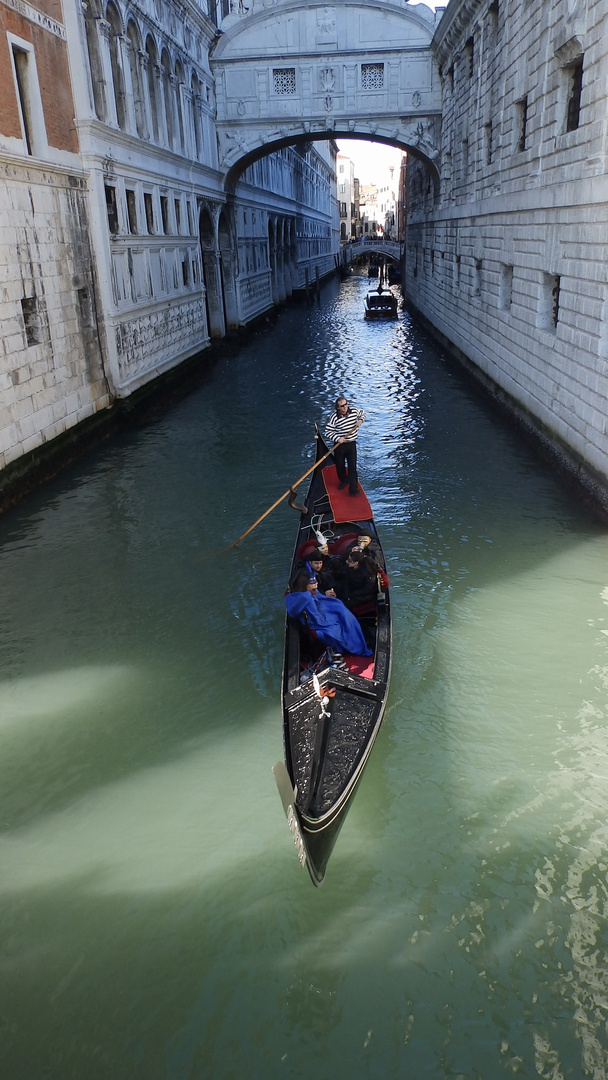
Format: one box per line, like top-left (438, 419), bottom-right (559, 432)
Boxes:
top-left (324, 397), bottom-right (365, 496)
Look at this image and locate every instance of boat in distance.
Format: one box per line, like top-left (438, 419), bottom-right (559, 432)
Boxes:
top-left (274, 431), bottom-right (392, 886)
top-left (364, 285), bottom-right (398, 320)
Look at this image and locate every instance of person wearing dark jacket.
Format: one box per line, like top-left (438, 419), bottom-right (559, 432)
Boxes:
top-left (305, 553), bottom-right (337, 596)
top-left (341, 549), bottom-right (378, 611)
top-left (292, 553), bottom-right (337, 596)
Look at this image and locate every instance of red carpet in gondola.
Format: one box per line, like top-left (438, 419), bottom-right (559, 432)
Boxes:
top-left (322, 464), bottom-right (373, 523)
top-left (343, 654), bottom-right (375, 679)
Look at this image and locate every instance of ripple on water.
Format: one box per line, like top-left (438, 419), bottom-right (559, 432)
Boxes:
top-left (0, 275), bottom-right (607, 1078)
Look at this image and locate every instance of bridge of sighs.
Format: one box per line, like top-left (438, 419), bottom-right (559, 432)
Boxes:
top-left (210, 0), bottom-right (443, 189)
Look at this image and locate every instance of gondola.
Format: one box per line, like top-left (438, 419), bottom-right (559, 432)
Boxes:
top-left (273, 431), bottom-right (391, 886)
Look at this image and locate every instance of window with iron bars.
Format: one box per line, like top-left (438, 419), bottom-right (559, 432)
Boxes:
top-left (273, 68), bottom-right (296, 95)
top-left (361, 63), bottom-right (384, 90)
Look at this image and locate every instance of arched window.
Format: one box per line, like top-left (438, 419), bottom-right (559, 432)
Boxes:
top-left (106, 2), bottom-right (126, 130)
top-left (126, 20), bottom-right (145, 138)
top-left (190, 74), bottom-right (202, 159)
top-left (174, 59), bottom-right (186, 153)
top-left (145, 36), bottom-right (159, 143)
top-left (84, 1), bottom-right (106, 121)
top-left (160, 49), bottom-right (174, 149)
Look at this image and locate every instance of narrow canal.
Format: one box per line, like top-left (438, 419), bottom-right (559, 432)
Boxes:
top-left (1, 275), bottom-right (608, 1079)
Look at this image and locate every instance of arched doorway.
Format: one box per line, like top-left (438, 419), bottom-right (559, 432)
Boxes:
top-left (199, 206), bottom-right (224, 339)
top-left (218, 209), bottom-right (239, 332)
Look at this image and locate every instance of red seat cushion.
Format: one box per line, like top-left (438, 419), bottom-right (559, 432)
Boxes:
top-left (296, 540), bottom-right (320, 561)
top-left (328, 533), bottom-right (358, 557)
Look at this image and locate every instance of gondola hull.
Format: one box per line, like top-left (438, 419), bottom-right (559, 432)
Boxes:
top-left (276, 432), bottom-right (391, 885)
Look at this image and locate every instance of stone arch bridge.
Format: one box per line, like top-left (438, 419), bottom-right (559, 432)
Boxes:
top-left (210, 0), bottom-right (443, 190)
top-left (342, 238), bottom-right (403, 263)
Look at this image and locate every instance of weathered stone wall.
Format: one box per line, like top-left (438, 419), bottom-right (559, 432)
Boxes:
top-left (406, 0), bottom-right (608, 501)
top-left (0, 163), bottom-right (110, 473)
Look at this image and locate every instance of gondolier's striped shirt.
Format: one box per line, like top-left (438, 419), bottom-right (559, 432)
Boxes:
top-left (324, 406), bottom-right (366, 444)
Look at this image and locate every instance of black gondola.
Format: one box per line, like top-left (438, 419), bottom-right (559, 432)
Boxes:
top-left (273, 431), bottom-right (391, 886)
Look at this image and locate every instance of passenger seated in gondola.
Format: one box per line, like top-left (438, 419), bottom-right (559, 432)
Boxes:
top-left (340, 548), bottom-right (379, 612)
top-left (305, 553), bottom-right (337, 596)
top-left (293, 548), bottom-right (337, 595)
top-left (285, 572), bottom-right (372, 658)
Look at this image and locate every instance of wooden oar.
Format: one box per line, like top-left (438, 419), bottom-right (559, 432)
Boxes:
top-left (229, 445), bottom-right (335, 548)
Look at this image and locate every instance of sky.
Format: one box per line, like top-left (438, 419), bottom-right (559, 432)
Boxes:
top-left (336, 140), bottom-right (404, 187)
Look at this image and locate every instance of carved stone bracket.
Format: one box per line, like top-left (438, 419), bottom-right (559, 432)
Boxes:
top-left (408, 118), bottom-right (439, 160)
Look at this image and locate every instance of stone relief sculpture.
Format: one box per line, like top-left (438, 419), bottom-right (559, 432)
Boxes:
top-left (317, 7), bottom-right (335, 35)
top-left (411, 119), bottom-right (439, 159)
top-left (221, 129), bottom-right (249, 163)
top-left (316, 7), bottom-right (337, 44)
top-left (320, 67), bottom-right (335, 92)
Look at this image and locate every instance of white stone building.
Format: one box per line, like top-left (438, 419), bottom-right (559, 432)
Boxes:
top-left (0, 0), bottom-right (339, 481)
top-left (0, 0), bottom-right (110, 475)
top-left (337, 152), bottom-right (357, 241)
top-left (74, 0), bottom-right (339, 398)
top-left (406, 0), bottom-right (608, 505)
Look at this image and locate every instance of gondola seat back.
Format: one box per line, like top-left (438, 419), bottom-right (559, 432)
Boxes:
top-left (328, 533), bottom-right (358, 558)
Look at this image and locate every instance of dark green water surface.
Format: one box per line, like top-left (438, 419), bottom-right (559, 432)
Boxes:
top-left (1, 276), bottom-right (608, 1079)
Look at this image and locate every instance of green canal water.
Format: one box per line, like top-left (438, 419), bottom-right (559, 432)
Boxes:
top-left (1, 276), bottom-right (608, 1079)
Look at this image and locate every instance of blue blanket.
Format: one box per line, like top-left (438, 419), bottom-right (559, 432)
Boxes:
top-left (285, 591), bottom-right (372, 657)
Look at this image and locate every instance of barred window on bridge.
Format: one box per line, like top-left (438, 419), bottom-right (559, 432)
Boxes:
top-left (273, 68), bottom-right (296, 95)
top-left (361, 63), bottom-right (384, 90)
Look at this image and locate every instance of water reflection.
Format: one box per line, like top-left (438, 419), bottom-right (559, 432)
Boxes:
top-left (0, 276), bottom-right (608, 1077)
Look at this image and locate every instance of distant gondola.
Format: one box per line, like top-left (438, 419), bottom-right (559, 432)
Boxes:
top-left (273, 431), bottom-right (391, 886)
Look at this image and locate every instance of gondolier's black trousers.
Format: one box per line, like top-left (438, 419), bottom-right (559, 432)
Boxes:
top-left (334, 440), bottom-right (359, 493)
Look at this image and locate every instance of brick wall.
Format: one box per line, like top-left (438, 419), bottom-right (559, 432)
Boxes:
top-left (0, 4), bottom-right (78, 153)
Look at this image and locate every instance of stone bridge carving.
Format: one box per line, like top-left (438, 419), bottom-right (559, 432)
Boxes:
top-left (211, 0), bottom-right (443, 189)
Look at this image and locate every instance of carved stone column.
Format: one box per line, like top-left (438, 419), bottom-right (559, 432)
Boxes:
top-left (139, 51), bottom-right (152, 141)
top-left (191, 94), bottom-right (203, 160)
top-left (169, 73), bottom-right (181, 152)
top-left (154, 63), bottom-right (169, 147)
top-left (181, 86), bottom-right (194, 158)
